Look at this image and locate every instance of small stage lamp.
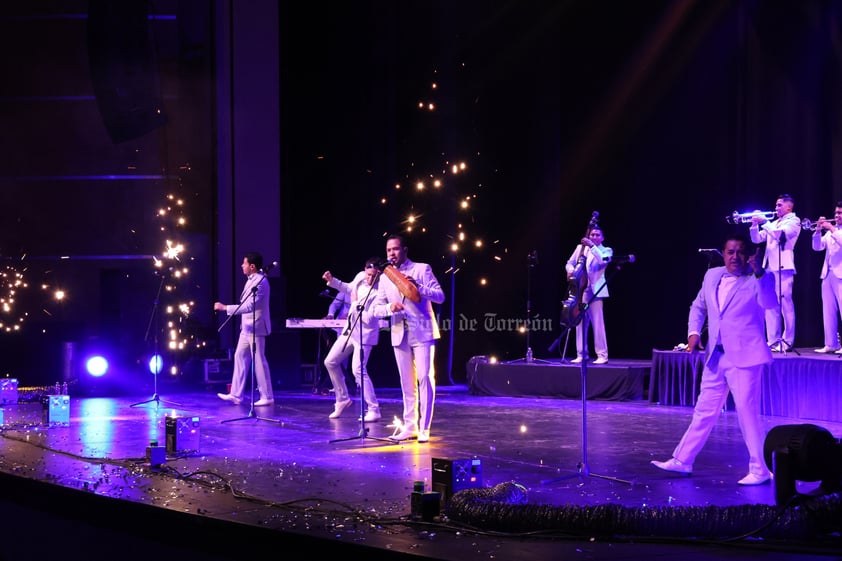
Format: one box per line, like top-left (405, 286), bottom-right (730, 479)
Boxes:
top-left (85, 355), bottom-right (109, 377)
top-left (148, 354), bottom-right (163, 375)
top-left (763, 423), bottom-right (842, 505)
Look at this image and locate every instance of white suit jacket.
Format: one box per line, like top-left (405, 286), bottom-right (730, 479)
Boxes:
top-left (565, 243), bottom-right (613, 299)
top-left (688, 266), bottom-right (777, 369)
top-left (749, 212), bottom-right (801, 272)
top-left (812, 228), bottom-right (842, 280)
top-left (225, 272), bottom-right (271, 336)
top-left (327, 271), bottom-right (381, 346)
top-left (372, 259), bottom-right (445, 346)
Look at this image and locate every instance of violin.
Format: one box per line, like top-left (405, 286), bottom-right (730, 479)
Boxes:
top-left (560, 211), bottom-right (599, 329)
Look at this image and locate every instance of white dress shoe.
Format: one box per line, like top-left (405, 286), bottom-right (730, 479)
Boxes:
top-left (814, 346), bottom-right (841, 354)
top-left (737, 472), bottom-right (771, 486)
top-left (254, 398), bottom-right (274, 406)
top-left (389, 426), bottom-right (417, 442)
top-left (217, 393), bottom-right (242, 405)
top-left (417, 430), bottom-right (430, 443)
top-left (593, 357), bottom-right (608, 365)
top-left (363, 410), bottom-right (382, 422)
top-left (651, 457), bottom-right (692, 475)
top-left (570, 357), bottom-right (583, 364)
top-left (329, 399), bottom-right (352, 419)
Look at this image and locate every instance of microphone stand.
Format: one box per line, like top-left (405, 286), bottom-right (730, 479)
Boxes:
top-left (330, 274), bottom-right (391, 445)
top-left (770, 229), bottom-right (799, 356)
top-left (131, 273), bottom-right (181, 408)
top-left (504, 250), bottom-right (553, 364)
top-left (543, 260), bottom-right (632, 487)
top-left (220, 269), bottom-right (282, 425)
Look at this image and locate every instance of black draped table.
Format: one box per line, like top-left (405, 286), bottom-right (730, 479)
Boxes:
top-left (649, 349), bottom-right (842, 423)
top-left (648, 349), bottom-right (705, 407)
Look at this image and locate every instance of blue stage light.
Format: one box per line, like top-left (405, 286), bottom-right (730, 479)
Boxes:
top-left (148, 354), bottom-right (163, 375)
top-left (85, 356), bottom-right (109, 377)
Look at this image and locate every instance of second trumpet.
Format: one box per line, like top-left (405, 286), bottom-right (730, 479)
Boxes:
top-left (800, 218), bottom-right (838, 231)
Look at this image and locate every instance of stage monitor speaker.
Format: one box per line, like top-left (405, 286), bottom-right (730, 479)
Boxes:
top-left (763, 423), bottom-right (842, 505)
top-left (431, 457), bottom-right (482, 506)
top-left (87, 0), bottom-right (167, 143)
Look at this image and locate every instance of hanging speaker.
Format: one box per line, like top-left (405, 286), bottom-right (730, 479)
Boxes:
top-left (87, 0), bottom-right (167, 143)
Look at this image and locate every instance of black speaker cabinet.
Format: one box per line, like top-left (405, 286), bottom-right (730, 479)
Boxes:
top-left (431, 457), bottom-right (482, 505)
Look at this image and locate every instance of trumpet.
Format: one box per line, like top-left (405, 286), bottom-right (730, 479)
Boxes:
top-left (800, 218), bottom-right (838, 231)
top-left (726, 210), bottom-right (776, 224)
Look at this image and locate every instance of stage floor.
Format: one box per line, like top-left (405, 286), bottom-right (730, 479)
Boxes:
top-left (0, 383), bottom-right (840, 561)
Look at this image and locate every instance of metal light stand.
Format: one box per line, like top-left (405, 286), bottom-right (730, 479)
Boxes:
top-left (131, 273), bottom-right (181, 408)
top-left (330, 276), bottom-right (391, 445)
top-left (220, 271), bottom-right (282, 425)
top-left (542, 262), bottom-right (631, 487)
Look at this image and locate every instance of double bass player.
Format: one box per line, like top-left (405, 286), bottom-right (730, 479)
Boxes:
top-left (564, 221), bottom-right (613, 364)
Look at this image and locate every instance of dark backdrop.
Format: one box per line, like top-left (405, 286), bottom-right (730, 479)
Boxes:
top-left (1, 1), bottom-right (840, 388)
top-left (279, 0), bottom-right (842, 383)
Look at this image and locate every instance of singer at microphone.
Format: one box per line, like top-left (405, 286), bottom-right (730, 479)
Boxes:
top-left (370, 235), bottom-right (445, 442)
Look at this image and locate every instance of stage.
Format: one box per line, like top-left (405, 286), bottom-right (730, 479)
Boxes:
top-left (469, 349), bottom-right (842, 425)
top-left (466, 357), bottom-right (649, 401)
top-left (0, 374), bottom-right (840, 561)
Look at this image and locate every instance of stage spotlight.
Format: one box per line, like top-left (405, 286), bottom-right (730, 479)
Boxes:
top-left (85, 355), bottom-right (109, 377)
top-left (148, 354), bottom-right (163, 375)
top-left (763, 423), bottom-right (842, 505)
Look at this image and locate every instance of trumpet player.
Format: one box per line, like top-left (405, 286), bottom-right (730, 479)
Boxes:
top-left (749, 194), bottom-right (801, 352)
top-left (811, 203), bottom-right (842, 354)
top-left (372, 235), bottom-right (445, 443)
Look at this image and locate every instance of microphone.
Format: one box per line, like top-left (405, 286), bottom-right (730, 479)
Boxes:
top-left (610, 254), bottom-right (636, 265)
top-left (698, 248), bottom-right (722, 256)
top-left (262, 261), bottom-right (278, 273)
top-left (319, 289), bottom-right (333, 299)
top-left (528, 250), bottom-right (539, 265)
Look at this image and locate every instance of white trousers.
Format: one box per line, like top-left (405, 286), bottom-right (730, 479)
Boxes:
top-left (765, 269), bottom-right (795, 346)
top-left (323, 335), bottom-right (379, 411)
top-left (575, 298), bottom-right (607, 360)
top-left (672, 351), bottom-right (769, 477)
top-left (392, 339), bottom-right (436, 432)
top-left (820, 272), bottom-right (842, 348)
top-left (230, 331), bottom-right (273, 401)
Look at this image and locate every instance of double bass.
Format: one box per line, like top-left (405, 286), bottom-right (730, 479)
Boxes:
top-left (559, 212), bottom-right (599, 329)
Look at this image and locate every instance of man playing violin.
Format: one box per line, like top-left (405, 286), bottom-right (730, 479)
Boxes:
top-left (372, 235), bottom-right (445, 443)
top-left (564, 225), bottom-right (613, 364)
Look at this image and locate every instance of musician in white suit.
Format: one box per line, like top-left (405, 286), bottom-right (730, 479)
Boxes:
top-left (372, 235), bottom-right (445, 443)
top-left (565, 225), bottom-right (613, 364)
top-left (652, 235), bottom-right (778, 485)
top-left (811, 203), bottom-right (842, 353)
top-left (214, 251), bottom-right (274, 407)
top-left (749, 194), bottom-right (801, 351)
top-left (321, 256), bottom-right (383, 421)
